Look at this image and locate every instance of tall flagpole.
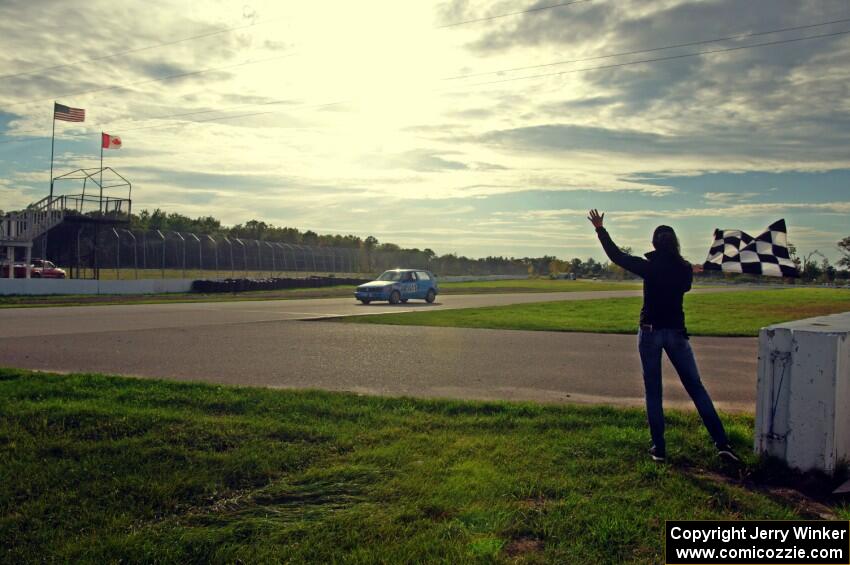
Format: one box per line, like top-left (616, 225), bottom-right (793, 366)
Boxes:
top-left (99, 132), bottom-right (104, 213)
top-left (49, 102), bottom-right (56, 199)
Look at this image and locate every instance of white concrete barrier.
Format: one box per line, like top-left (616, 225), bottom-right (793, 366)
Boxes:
top-left (0, 274), bottom-right (531, 295)
top-left (755, 311), bottom-right (850, 473)
top-left (0, 278), bottom-right (195, 295)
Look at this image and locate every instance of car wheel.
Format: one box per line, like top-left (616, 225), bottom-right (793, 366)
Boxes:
top-left (425, 289), bottom-right (436, 303)
top-left (31, 273), bottom-right (41, 278)
top-left (359, 299), bottom-right (371, 304)
top-left (389, 290), bottom-right (401, 304)
top-left (400, 298), bottom-right (408, 303)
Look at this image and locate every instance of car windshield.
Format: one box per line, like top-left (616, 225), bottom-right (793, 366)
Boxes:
top-left (377, 271), bottom-right (405, 281)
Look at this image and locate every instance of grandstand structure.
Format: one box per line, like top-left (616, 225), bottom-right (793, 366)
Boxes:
top-left (0, 167), bottom-right (131, 279)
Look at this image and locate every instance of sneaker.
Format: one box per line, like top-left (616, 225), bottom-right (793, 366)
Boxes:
top-left (649, 445), bottom-right (666, 462)
top-left (716, 443), bottom-right (741, 463)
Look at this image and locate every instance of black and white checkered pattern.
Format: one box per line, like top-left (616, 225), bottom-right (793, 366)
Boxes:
top-left (703, 219), bottom-right (799, 277)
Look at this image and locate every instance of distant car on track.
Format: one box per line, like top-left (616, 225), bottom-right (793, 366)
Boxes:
top-left (355, 269), bottom-right (438, 305)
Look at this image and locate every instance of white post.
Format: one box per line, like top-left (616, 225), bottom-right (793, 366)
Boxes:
top-left (6, 246), bottom-right (13, 279)
top-left (24, 246), bottom-right (32, 279)
top-left (756, 313), bottom-right (850, 474)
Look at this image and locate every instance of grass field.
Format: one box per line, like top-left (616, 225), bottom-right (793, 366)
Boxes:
top-left (340, 289), bottom-right (850, 337)
top-left (441, 279), bottom-right (642, 293)
top-left (1, 369), bottom-right (844, 564)
top-left (0, 278), bottom-right (642, 308)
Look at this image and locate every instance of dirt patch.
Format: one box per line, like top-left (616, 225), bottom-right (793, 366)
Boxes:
top-left (690, 469), bottom-right (838, 520)
top-left (516, 497), bottom-right (548, 510)
top-left (503, 536), bottom-right (545, 558)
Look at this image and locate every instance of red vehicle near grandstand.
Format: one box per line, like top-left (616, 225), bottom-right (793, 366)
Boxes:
top-left (30, 259), bottom-right (66, 278)
top-left (0, 259), bottom-right (66, 278)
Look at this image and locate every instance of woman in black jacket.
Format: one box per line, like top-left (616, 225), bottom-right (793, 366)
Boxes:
top-left (587, 209), bottom-right (739, 463)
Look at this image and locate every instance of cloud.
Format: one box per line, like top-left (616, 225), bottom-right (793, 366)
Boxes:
top-left (463, 0), bottom-right (613, 52)
top-left (471, 161), bottom-right (508, 171)
top-left (702, 191), bottom-right (760, 204)
top-left (440, 0), bottom-right (850, 169)
top-left (472, 120), bottom-right (850, 168)
top-left (542, 96), bottom-right (620, 114)
top-left (449, 108), bottom-right (495, 120)
top-left (386, 149), bottom-right (470, 172)
top-left (477, 123), bottom-right (668, 154)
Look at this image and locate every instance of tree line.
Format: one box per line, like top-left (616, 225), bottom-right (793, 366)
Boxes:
top-left (796, 238), bottom-right (850, 283)
top-left (129, 208), bottom-right (850, 280)
top-left (128, 208), bottom-right (630, 277)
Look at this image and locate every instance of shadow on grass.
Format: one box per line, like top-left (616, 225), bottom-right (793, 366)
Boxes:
top-left (673, 454), bottom-right (848, 520)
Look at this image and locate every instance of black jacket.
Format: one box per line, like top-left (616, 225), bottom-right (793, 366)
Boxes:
top-left (596, 227), bottom-right (692, 330)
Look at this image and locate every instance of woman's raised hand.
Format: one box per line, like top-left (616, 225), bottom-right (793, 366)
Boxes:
top-left (587, 209), bottom-right (605, 228)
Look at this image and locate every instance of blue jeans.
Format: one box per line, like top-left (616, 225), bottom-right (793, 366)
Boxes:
top-left (638, 328), bottom-right (728, 452)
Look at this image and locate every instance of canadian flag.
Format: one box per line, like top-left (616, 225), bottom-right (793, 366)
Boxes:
top-left (101, 132), bottom-right (122, 149)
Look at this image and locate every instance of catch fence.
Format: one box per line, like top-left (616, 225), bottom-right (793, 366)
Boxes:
top-left (34, 227), bottom-right (463, 279)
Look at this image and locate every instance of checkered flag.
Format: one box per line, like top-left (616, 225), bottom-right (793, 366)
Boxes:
top-left (703, 219), bottom-right (799, 277)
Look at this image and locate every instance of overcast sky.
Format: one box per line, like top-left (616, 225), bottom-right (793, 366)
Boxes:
top-left (1, 0), bottom-right (848, 262)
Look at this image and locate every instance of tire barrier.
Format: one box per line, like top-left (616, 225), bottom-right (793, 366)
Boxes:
top-left (191, 276), bottom-right (370, 293)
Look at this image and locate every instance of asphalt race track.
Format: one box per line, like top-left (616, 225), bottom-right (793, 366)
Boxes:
top-left (0, 287), bottom-right (742, 338)
top-left (0, 288), bottom-right (757, 412)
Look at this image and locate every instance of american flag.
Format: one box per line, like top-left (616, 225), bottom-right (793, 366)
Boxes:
top-left (54, 102), bottom-right (85, 122)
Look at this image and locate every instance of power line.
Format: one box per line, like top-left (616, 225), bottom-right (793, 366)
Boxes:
top-left (128, 109), bottom-right (276, 131)
top-left (465, 28), bottom-right (850, 87)
top-left (0, 17), bottom-right (281, 81)
top-left (5, 51), bottom-right (298, 109)
top-left (437, 0), bottom-right (592, 29)
top-left (0, 100), bottom-right (347, 145)
top-left (0, 95), bottom-right (304, 142)
top-left (443, 16), bottom-right (850, 80)
top-left (119, 95), bottom-right (300, 127)
top-left (116, 100), bottom-right (346, 134)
